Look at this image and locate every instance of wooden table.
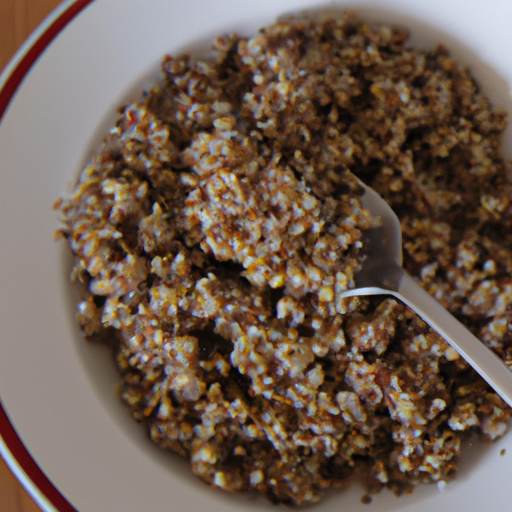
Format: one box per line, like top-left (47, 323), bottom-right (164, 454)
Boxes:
top-left (0, 1), bottom-right (64, 509)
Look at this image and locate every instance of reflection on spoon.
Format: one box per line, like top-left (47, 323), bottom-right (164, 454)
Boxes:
top-left (340, 179), bottom-right (512, 408)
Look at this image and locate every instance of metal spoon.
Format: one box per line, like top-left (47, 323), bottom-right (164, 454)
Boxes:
top-left (340, 180), bottom-right (512, 408)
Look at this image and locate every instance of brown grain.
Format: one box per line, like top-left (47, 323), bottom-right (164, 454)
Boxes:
top-left (58, 12), bottom-right (512, 505)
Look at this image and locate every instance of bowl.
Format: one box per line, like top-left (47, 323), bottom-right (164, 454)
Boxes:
top-left (1, 0), bottom-right (512, 511)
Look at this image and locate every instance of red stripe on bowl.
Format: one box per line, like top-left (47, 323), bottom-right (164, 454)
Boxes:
top-left (0, 1), bottom-right (96, 510)
top-left (0, 0), bottom-right (94, 120)
top-left (0, 403), bottom-right (77, 512)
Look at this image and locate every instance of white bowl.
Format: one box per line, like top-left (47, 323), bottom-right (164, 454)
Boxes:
top-left (1, 0), bottom-right (512, 511)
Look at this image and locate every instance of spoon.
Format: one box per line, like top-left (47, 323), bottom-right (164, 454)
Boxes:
top-left (340, 180), bottom-right (512, 408)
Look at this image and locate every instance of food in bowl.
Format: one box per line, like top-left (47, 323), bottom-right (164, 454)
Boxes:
top-left (56, 11), bottom-right (512, 505)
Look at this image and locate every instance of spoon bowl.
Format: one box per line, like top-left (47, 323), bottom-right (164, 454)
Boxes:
top-left (341, 178), bottom-right (512, 408)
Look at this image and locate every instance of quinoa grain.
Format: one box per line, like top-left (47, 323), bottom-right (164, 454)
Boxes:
top-left (57, 12), bottom-right (512, 505)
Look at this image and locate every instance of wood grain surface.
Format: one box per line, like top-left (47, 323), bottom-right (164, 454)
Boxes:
top-left (0, 2), bottom-right (65, 510)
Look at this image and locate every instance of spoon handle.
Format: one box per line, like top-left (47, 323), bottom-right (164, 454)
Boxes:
top-left (394, 271), bottom-right (512, 408)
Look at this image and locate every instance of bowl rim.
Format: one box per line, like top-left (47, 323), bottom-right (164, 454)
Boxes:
top-left (0, 2), bottom-right (94, 510)
top-left (2, 1), bottom-right (512, 511)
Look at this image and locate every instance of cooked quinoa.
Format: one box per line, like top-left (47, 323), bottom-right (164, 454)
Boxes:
top-left (56, 11), bottom-right (512, 505)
